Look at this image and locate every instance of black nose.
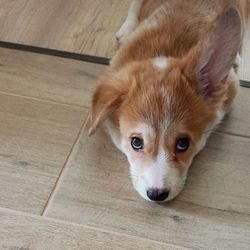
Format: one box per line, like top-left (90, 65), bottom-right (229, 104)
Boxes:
top-left (146, 188), bottom-right (169, 201)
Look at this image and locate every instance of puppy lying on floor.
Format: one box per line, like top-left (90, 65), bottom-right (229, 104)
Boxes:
top-left (88, 0), bottom-right (249, 202)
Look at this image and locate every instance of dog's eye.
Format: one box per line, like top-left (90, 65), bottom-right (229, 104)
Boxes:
top-left (131, 137), bottom-right (143, 151)
top-left (176, 137), bottom-right (190, 152)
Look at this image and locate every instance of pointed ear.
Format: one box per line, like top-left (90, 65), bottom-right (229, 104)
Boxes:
top-left (186, 6), bottom-right (242, 101)
top-left (87, 82), bottom-right (126, 136)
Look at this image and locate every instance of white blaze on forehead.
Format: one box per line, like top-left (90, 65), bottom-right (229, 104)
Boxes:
top-left (153, 56), bottom-right (169, 70)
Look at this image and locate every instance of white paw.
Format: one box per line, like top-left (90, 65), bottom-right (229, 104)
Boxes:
top-left (233, 53), bottom-right (242, 72)
top-left (116, 19), bottom-right (137, 44)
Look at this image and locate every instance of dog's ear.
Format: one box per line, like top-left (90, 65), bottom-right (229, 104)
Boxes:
top-left (87, 82), bottom-right (126, 136)
top-left (185, 6), bottom-right (242, 102)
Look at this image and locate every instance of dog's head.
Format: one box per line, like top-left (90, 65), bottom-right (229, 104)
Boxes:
top-left (88, 7), bottom-right (242, 201)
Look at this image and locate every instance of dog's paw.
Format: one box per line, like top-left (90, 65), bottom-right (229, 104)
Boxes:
top-left (116, 20), bottom-right (137, 44)
top-left (115, 24), bottom-right (131, 44)
top-left (233, 53), bottom-right (242, 73)
top-left (115, 30), bottom-right (127, 44)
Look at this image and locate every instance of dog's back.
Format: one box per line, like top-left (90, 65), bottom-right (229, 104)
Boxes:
top-left (112, 0), bottom-right (249, 69)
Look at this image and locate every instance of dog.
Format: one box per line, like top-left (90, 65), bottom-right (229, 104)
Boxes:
top-left (88, 0), bottom-right (249, 202)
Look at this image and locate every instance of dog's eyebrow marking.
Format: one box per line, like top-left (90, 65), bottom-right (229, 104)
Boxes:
top-left (132, 123), bottom-right (154, 138)
top-left (153, 56), bottom-right (169, 70)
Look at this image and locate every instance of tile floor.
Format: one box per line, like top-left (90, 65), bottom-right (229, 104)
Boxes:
top-left (0, 1), bottom-right (249, 249)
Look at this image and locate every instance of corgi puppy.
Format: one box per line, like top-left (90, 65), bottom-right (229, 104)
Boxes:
top-left (88, 0), bottom-right (249, 202)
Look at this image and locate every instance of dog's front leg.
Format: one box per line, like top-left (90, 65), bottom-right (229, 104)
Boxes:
top-left (116, 0), bottom-right (142, 44)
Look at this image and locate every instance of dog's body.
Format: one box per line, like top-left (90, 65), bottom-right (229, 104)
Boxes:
top-left (89, 0), bottom-right (249, 202)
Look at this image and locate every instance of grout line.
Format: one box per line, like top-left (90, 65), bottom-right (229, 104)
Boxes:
top-left (240, 80), bottom-right (250, 88)
top-left (41, 114), bottom-right (89, 216)
top-left (0, 90), bottom-right (89, 110)
top-left (0, 207), bottom-right (191, 250)
top-left (0, 41), bottom-right (110, 65)
top-left (0, 40), bottom-right (250, 89)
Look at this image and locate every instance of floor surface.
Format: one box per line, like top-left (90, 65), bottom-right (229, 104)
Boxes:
top-left (0, 1), bottom-right (249, 249)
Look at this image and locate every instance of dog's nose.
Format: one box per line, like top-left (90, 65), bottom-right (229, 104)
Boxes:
top-left (146, 188), bottom-right (169, 201)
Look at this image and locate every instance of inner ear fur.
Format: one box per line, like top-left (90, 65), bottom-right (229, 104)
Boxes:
top-left (183, 5), bottom-right (242, 103)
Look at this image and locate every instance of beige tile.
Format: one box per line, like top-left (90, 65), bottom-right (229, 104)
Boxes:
top-left (0, 47), bottom-right (105, 107)
top-left (0, 208), bottom-right (183, 250)
top-left (0, 0), bottom-right (130, 58)
top-left (45, 129), bottom-right (250, 249)
top-left (0, 93), bottom-right (86, 214)
top-left (218, 87), bottom-right (250, 136)
top-left (179, 132), bottom-right (250, 214)
top-left (239, 18), bottom-right (250, 82)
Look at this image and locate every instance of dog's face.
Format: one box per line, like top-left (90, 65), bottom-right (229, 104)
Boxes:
top-left (88, 7), bottom-right (241, 202)
top-left (88, 59), bottom-right (220, 201)
top-left (111, 60), bottom-right (216, 201)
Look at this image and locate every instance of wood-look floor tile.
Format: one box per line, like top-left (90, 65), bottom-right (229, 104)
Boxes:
top-left (0, 47), bottom-right (105, 107)
top-left (239, 18), bottom-right (250, 81)
top-left (0, 0), bottom-right (130, 58)
top-left (0, 93), bottom-right (86, 214)
top-left (218, 87), bottom-right (250, 136)
top-left (179, 132), bottom-right (250, 214)
top-left (45, 129), bottom-right (250, 249)
top-left (0, 208), bottom-right (183, 250)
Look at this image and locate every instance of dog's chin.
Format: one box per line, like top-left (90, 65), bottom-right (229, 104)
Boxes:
top-left (131, 176), bottom-right (184, 203)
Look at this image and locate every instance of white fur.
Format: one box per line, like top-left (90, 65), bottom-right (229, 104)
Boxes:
top-left (104, 120), bottom-right (123, 152)
top-left (153, 56), bottom-right (169, 70)
top-left (196, 110), bottom-right (225, 152)
top-left (116, 0), bottom-right (142, 43)
top-left (129, 144), bottom-right (187, 202)
top-left (233, 53), bottom-right (242, 73)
